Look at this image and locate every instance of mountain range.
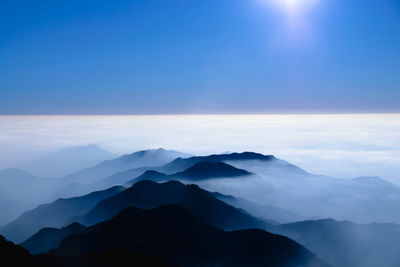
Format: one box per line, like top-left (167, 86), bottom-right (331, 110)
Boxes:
top-left (80, 180), bottom-right (266, 230)
top-left (51, 205), bottom-right (328, 267)
top-left (0, 186), bottom-right (124, 243)
top-left (2, 147), bottom-right (400, 267)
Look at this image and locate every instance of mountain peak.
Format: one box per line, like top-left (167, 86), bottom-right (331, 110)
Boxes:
top-left (177, 161), bottom-right (251, 180)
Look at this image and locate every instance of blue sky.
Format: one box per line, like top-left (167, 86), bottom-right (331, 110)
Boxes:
top-left (1, 0), bottom-right (399, 114)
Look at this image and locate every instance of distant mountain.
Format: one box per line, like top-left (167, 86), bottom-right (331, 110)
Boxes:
top-left (21, 223), bottom-right (86, 255)
top-left (98, 152), bottom-right (279, 190)
top-left (63, 148), bottom-right (191, 185)
top-left (268, 219), bottom-right (400, 267)
top-left (158, 152), bottom-right (276, 174)
top-left (1, 186), bottom-right (124, 243)
top-left (129, 161), bottom-right (251, 184)
top-left (190, 157), bottom-right (400, 224)
top-left (0, 235), bottom-right (43, 267)
top-left (175, 161), bottom-right (251, 179)
top-left (0, 169), bottom-right (63, 226)
top-left (20, 145), bottom-right (119, 178)
top-left (52, 205), bottom-right (328, 267)
top-left (80, 180), bottom-right (267, 231)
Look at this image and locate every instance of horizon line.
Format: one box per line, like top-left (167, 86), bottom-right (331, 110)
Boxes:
top-left (0, 112), bottom-right (400, 117)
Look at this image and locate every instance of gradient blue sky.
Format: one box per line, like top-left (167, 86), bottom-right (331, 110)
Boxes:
top-left (1, 0), bottom-right (399, 114)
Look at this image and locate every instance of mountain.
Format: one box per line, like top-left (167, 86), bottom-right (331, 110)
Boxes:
top-left (190, 157), bottom-right (400, 224)
top-left (3, 233), bottom-right (172, 267)
top-left (38, 250), bottom-right (174, 267)
top-left (98, 152), bottom-right (277, 189)
top-left (268, 219), bottom-right (400, 267)
top-left (0, 235), bottom-right (43, 267)
top-left (175, 161), bottom-right (251, 179)
top-left (20, 145), bottom-right (118, 178)
top-left (129, 161), bottom-right (251, 184)
top-left (63, 148), bottom-right (191, 185)
top-left (21, 223), bottom-right (86, 255)
top-left (80, 180), bottom-right (267, 231)
top-left (1, 186), bottom-right (124, 243)
top-left (158, 152), bottom-right (277, 174)
top-left (0, 169), bottom-right (63, 226)
top-left (52, 205), bottom-right (328, 267)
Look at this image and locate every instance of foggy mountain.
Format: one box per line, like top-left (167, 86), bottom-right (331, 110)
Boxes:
top-left (21, 222), bottom-right (86, 255)
top-left (212, 192), bottom-right (307, 224)
top-left (268, 219), bottom-right (400, 267)
top-left (192, 157), bottom-right (400, 224)
top-left (0, 169), bottom-right (63, 225)
top-left (20, 145), bottom-right (118, 178)
top-left (99, 152), bottom-right (275, 187)
top-left (0, 186), bottom-right (124, 243)
top-left (63, 148), bottom-right (191, 185)
top-left (2, 148), bottom-right (400, 267)
top-left (129, 161), bottom-right (251, 184)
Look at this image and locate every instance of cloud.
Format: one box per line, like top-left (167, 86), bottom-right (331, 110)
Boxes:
top-left (0, 114), bottom-right (399, 184)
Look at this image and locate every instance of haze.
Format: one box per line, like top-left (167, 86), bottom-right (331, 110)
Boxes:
top-left (1, 114), bottom-right (399, 185)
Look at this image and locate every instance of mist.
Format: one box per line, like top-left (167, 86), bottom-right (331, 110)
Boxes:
top-left (0, 114), bottom-right (399, 185)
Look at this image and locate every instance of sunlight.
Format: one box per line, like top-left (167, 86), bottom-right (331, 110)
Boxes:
top-left (260, 0), bottom-right (319, 15)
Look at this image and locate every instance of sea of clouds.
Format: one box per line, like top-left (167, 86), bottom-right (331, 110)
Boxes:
top-left (0, 114), bottom-right (399, 185)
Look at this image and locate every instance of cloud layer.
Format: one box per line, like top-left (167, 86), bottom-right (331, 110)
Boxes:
top-left (0, 114), bottom-right (399, 184)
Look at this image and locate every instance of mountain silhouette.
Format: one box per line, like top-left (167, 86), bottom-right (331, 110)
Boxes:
top-left (159, 152), bottom-right (276, 174)
top-left (81, 180), bottom-right (267, 231)
top-left (38, 249), bottom-right (174, 267)
top-left (21, 222), bottom-right (86, 254)
top-left (1, 186), bottom-right (124, 243)
top-left (2, 234), bottom-right (171, 267)
top-left (101, 152), bottom-right (275, 187)
top-left (130, 161), bottom-right (251, 184)
top-left (0, 235), bottom-right (43, 267)
top-left (175, 161), bottom-right (251, 179)
top-left (52, 205), bottom-right (328, 267)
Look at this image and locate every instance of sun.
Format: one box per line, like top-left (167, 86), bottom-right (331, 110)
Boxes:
top-left (280, 0), bottom-right (303, 9)
top-left (264, 0), bottom-right (319, 14)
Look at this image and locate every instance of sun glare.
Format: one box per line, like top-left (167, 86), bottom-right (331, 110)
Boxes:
top-left (262, 0), bottom-right (319, 15)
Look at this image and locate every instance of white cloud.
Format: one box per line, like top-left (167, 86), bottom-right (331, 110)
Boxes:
top-left (0, 114), bottom-right (399, 184)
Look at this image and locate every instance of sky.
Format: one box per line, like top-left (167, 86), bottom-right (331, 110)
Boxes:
top-left (1, 0), bottom-right (400, 114)
top-left (1, 115), bottom-right (400, 185)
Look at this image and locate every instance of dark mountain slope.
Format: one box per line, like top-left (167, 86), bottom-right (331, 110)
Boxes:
top-left (81, 180), bottom-right (267, 231)
top-left (0, 235), bottom-right (44, 267)
top-left (1, 186), bottom-right (124, 243)
top-left (21, 223), bottom-right (86, 255)
top-left (53, 205), bottom-right (328, 267)
top-left (38, 249), bottom-right (174, 267)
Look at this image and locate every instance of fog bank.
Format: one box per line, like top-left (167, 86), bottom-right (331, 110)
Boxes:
top-left (0, 114), bottom-right (399, 184)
